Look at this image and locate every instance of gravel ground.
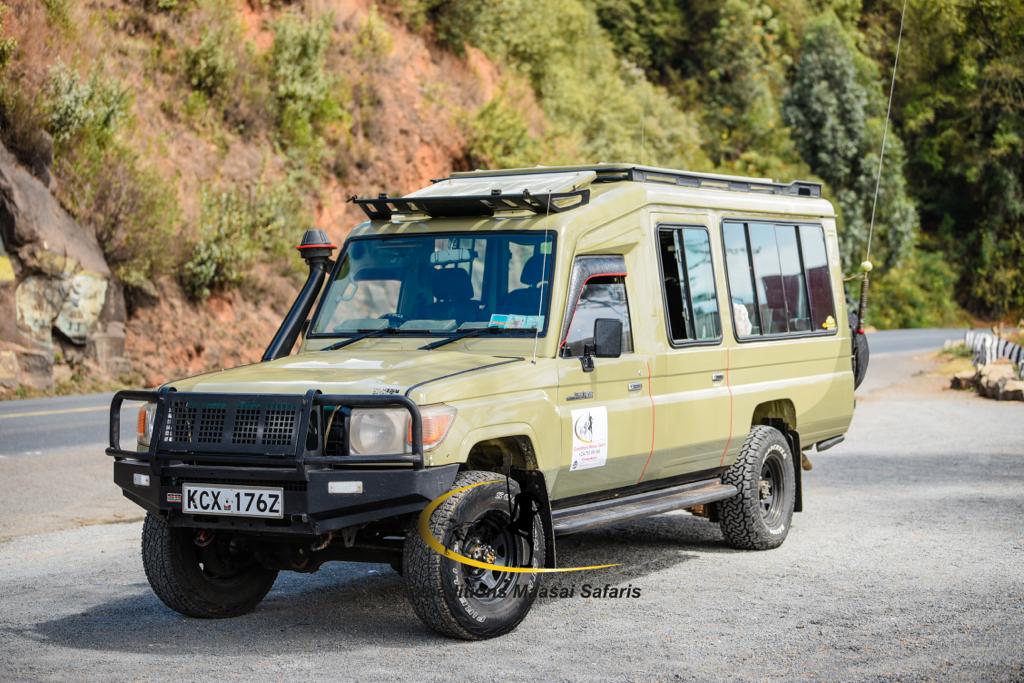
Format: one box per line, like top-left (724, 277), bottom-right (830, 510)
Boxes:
top-left (0, 354), bottom-right (1022, 682)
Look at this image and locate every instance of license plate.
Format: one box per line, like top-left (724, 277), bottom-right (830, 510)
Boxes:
top-left (182, 484), bottom-right (284, 519)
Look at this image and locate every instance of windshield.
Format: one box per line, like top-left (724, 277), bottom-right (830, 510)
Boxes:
top-left (310, 232), bottom-right (556, 336)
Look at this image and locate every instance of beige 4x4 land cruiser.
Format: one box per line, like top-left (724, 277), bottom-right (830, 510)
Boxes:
top-left (107, 164), bottom-right (862, 639)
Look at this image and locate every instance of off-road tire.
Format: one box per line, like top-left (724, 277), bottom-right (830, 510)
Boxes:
top-left (719, 426), bottom-right (795, 550)
top-left (141, 513), bottom-right (278, 618)
top-left (403, 471), bottom-right (545, 640)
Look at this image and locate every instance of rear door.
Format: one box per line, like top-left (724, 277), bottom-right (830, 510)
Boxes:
top-left (552, 256), bottom-right (652, 499)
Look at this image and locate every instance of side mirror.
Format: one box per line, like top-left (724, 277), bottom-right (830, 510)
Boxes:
top-left (593, 318), bottom-right (623, 358)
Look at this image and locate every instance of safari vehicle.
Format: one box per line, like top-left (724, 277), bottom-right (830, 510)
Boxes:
top-left (107, 163), bottom-right (863, 639)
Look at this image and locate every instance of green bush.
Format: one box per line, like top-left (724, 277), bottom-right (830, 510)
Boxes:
top-left (183, 24), bottom-right (238, 98)
top-left (269, 12), bottom-right (347, 154)
top-left (55, 140), bottom-right (179, 295)
top-left (44, 63), bottom-right (129, 149)
top-left (464, 94), bottom-right (540, 169)
top-left (862, 249), bottom-right (966, 329)
top-left (183, 180), bottom-right (307, 301)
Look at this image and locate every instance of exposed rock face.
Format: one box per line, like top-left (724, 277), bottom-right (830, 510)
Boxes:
top-left (0, 142), bottom-right (127, 392)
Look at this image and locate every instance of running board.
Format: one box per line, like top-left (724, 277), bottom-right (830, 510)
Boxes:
top-left (551, 478), bottom-right (737, 535)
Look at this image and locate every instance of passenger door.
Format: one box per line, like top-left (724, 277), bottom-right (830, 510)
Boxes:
top-left (552, 256), bottom-right (652, 499)
top-left (645, 225), bottom-right (733, 481)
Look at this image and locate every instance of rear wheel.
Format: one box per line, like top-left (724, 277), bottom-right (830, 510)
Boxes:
top-left (141, 513), bottom-right (278, 618)
top-left (403, 471), bottom-right (545, 640)
top-left (719, 425), bottom-right (795, 550)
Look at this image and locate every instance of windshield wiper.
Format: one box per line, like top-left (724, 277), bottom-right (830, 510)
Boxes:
top-left (419, 326), bottom-right (536, 351)
top-left (321, 327), bottom-right (399, 351)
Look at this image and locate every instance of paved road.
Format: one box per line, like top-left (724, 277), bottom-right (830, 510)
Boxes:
top-left (1, 335), bottom-right (1022, 680)
top-left (867, 327), bottom-right (966, 355)
top-left (0, 328), bottom-right (970, 458)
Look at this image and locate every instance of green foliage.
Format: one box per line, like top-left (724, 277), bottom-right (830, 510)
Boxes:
top-left (354, 5), bottom-right (393, 63)
top-left (428, 0), bottom-right (708, 169)
top-left (464, 94), bottom-right (540, 169)
top-left (182, 180), bottom-right (307, 301)
top-left (143, 0), bottom-right (193, 13)
top-left (702, 0), bottom-right (790, 166)
top-left (41, 0), bottom-right (72, 28)
top-left (587, 0), bottom-right (689, 80)
top-left (269, 12), bottom-right (347, 154)
top-left (183, 23), bottom-right (238, 98)
top-left (44, 63), bottom-right (129, 149)
top-left (890, 0), bottom-right (1024, 318)
top-left (783, 13), bottom-right (916, 270)
top-left (56, 141), bottom-right (179, 294)
top-left (867, 248), bottom-right (966, 329)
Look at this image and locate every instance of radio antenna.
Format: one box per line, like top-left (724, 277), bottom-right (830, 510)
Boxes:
top-left (857, 0), bottom-right (907, 332)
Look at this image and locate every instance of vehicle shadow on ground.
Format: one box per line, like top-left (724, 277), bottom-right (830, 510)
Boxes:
top-left (31, 514), bottom-right (731, 653)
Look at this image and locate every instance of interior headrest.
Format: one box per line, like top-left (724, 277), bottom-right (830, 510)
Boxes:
top-left (519, 254), bottom-right (546, 287)
top-left (432, 267), bottom-right (473, 301)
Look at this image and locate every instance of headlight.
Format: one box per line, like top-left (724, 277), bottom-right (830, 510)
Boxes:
top-left (349, 408), bottom-right (407, 455)
top-left (137, 402), bottom-right (156, 447)
top-left (349, 404), bottom-right (456, 455)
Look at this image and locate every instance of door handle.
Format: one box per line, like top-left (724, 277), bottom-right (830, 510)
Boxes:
top-left (711, 372), bottom-right (725, 383)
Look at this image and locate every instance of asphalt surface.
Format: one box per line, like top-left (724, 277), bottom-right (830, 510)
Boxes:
top-left (1, 330), bottom-right (1022, 681)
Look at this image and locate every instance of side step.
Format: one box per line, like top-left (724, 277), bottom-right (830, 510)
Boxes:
top-left (551, 478), bottom-right (737, 535)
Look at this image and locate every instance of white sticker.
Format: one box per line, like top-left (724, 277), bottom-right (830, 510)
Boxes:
top-left (570, 407), bottom-right (608, 471)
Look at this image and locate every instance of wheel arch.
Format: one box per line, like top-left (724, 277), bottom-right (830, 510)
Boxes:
top-left (750, 399), bottom-right (803, 513)
top-left (460, 431), bottom-right (556, 569)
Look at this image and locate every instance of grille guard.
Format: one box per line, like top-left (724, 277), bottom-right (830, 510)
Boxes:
top-left (106, 389), bottom-right (424, 473)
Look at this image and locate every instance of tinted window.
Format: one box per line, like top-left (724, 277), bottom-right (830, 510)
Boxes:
top-left (724, 221), bottom-right (761, 336)
top-left (776, 225), bottom-right (811, 332)
top-left (799, 225), bottom-right (836, 330)
top-left (563, 276), bottom-right (633, 356)
top-left (311, 232), bottom-right (554, 335)
top-left (658, 227), bottom-right (721, 342)
top-left (724, 221), bottom-right (835, 338)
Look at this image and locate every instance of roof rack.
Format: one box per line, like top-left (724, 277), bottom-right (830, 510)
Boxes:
top-left (592, 165), bottom-right (821, 198)
top-left (350, 188), bottom-right (590, 221)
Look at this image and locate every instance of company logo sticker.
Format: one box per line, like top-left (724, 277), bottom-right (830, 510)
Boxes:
top-left (570, 406), bottom-right (608, 471)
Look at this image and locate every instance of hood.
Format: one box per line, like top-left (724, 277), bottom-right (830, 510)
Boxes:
top-left (166, 349), bottom-right (519, 397)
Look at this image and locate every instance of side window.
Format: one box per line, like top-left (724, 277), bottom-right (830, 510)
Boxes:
top-left (658, 227), bottom-right (721, 343)
top-left (724, 221), bottom-right (836, 339)
top-left (562, 276), bottom-right (633, 357)
top-left (799, 225), bottom-right (837, 330)
top-left (723, 222), bottom-right (761, 337)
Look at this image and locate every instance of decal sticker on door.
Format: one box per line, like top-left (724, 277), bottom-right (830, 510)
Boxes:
top-left (571, 406), bottom-right (608, 471)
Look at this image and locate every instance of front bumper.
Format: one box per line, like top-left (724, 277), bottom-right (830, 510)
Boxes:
top-left (107, 389), bottom-right (459, 536)
top-left (114, 459), bottom-right (459, 536)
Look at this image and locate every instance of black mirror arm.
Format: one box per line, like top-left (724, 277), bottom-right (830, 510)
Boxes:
top-left (580, 345), bottom-right (595, 373)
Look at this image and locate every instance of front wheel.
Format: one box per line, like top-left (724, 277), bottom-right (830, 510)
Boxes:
top-left (719, 425), bottom-right (796, 550)
top-left (141, 513), bottom-right (278, 618)
top-left (403, 471), bottom-right (545, 640)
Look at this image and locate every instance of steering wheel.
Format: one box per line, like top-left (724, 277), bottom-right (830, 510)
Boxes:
top-left (379, 313), bottom-right (406, 327)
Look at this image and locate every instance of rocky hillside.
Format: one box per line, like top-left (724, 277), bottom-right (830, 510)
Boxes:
top-left (0, 0), bottom-right (511, 394)
top-left (1, 0), bottom-right (1020, 397)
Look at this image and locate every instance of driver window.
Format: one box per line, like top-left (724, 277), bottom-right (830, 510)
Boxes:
top-left (562, 276), bottom-right (633, 357)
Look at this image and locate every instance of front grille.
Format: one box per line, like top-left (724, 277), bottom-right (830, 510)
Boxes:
top-left (159, 395), bottom-right (306, 456)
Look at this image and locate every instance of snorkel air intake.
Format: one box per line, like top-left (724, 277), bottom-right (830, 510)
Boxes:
top-left (262, 229), bottom-right (336, 362)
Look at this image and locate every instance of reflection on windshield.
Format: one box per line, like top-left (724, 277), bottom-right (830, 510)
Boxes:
top-left (310, 232), bottom-right (556, 336)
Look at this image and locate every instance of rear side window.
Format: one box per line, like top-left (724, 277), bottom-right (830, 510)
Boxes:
top-left (562, 276), bottom-right (634, 357)
top-left (658, 227), bottom-right (721, 343)
top-left (723, 221), bottom-right (837, 338)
